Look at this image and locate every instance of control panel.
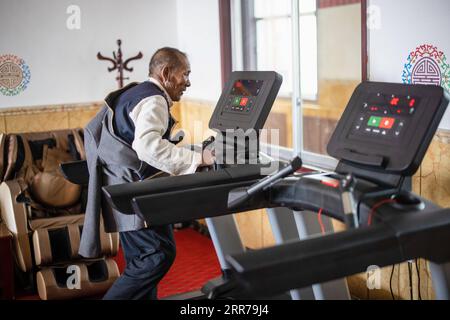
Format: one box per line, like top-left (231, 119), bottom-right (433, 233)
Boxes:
top-left (351, 93), bottom-right (420, 140)
top-left (328, 82), bottom-right (449, 175)
top-left (226, 80), bottom-right (264, 113)
top-left (209, 71), bottom-right (282, 132)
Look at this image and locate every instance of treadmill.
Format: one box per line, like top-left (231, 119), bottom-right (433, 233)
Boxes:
top-left (107, 81), bottom-right (450, 299)
top-left (103, 71), bottom-right (351, 299)
top-left (102, 71), bottom-right (302, 299)
top-left (223, 82), bottom-right (450, 299)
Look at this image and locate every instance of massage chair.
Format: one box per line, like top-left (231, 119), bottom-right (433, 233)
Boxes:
top-left (0, 129), bottom-right (119, 300)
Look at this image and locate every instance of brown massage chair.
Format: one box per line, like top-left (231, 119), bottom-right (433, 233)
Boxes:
top-left (0, 129), bottom-right (119, 300)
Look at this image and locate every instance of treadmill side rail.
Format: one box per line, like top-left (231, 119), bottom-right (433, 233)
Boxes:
top-left (227, 208), bottom-right (450, 298)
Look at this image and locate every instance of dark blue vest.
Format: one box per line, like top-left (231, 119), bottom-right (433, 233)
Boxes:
top-left (112, 81), bottom-right (176, 179)
top-left (112, 81), bottom-right (175, 145)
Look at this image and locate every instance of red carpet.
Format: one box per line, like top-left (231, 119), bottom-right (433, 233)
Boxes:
top-left (114, 228), bottom-right (222, 299)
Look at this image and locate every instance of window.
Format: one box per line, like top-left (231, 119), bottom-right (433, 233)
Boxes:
top-left (235, 0), bottom-right (318, 99)
top-left (231, 0), bottom-right (364, 164)
top-left (301, 0), bottom-right (362, 156)
top-left (233, 0), bottom-right (295, 148)
top-left (254, 0), bottom-right (293, 97)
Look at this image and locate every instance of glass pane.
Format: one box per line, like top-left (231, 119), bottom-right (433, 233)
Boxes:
top-left (300, 0), bottom-right (317, 14)
top-left (254, 0), bottom-right (291, 18)
top-left (300, 14), bottom-right (318, 100)
top-left (255, 17), bottom-right (293, 148)
top-left (302, 0), bottom-right (362, 155)
top-left (256, 18), bottom-right (293, 96)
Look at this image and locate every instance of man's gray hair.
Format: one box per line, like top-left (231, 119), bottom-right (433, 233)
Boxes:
top-left (148, 47), bottom-right (188, 77)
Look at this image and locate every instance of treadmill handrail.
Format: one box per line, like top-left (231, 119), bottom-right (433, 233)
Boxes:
top-left (103, 163), bottom-right (276, 214)
top-left (131, 179), bottom-right (272, 226)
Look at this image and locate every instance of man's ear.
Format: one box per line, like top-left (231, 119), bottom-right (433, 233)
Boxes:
top-left (161, 65), bottom-right (171, 83)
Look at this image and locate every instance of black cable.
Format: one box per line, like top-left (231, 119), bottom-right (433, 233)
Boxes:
top-left (408, 261), bottom-right (413, 300)
top-left (416, 259), bottom-right (422, 300)
top-left (390, 264), bottom-right (396, 300)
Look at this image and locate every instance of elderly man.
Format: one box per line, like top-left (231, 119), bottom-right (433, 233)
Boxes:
top-left (79, 47), bottom-right (214, 300)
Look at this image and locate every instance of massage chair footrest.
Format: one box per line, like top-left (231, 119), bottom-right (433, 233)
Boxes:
top-left (36, 258), bottom-right (119, 300)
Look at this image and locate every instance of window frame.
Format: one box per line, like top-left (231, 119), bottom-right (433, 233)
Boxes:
top-left (292, 0), bottom-right (367, 169)
top-left (239, 0), bottom-right (319, 100)
top-left (222, 0), bottom-right (368, 170)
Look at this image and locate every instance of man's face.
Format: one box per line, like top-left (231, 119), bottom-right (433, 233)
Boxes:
top-left (165, 58), bottom-right (191, 102)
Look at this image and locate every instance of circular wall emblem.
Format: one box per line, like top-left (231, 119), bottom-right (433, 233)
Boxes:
top-left (412, 57), bottom-right (441, 86)
top-left (402, 45), bottom-right (450, 92)
top-left (0, 54), bottom-right (31, 96)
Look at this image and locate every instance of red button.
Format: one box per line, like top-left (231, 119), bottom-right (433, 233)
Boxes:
top-left (390, 97), bottom-right (400, 106)
top-left (240, 97), bottom-right (249, 106)
top-left (380, 117), bottom-right (395, 129)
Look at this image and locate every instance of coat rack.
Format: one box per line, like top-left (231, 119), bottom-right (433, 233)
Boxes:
top-left (97, 39), bottom-right (143, 88)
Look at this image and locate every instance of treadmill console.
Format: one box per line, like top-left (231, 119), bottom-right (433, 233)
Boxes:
top-left (209, 71), bottom-right (282, 132)
top-left (328, 82), bottom-right (449, 175)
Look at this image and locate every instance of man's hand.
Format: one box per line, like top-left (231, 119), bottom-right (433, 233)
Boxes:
top-left (201, 148), bottom-right (215, 166)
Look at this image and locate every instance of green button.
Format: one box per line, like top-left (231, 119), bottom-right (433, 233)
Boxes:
top-left (233, 97), bottom-right (241, 106)
top-left (368, 116), bottom-right (381, 127)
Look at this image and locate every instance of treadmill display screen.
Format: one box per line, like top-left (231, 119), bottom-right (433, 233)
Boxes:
top-left (350, 93), bottom-right (420, 142)
top-left (231, 80), bottom-right (264, 97)
top-left (328, 82), bottom-right (448, 176)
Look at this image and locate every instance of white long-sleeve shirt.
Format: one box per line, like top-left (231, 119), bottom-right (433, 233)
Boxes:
top-left (129, 78), bottom-right (202, 176)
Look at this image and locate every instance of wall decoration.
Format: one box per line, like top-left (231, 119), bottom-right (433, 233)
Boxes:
top-left (402, 44), bottom-right (450, 92)
top-left (0, 54), bottom-right (31, 96)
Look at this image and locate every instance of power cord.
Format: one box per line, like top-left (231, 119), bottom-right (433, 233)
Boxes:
top-left (408, 261), bottom-right (413, 300)
top-left (357, 176), bottom-right (406, 223)
top-left (356, 188), bottom-right (398, 223)
top-left (390, 260), bottom-right (422, 300)
top-left (390, 264), bottom-right (396, 300)
top-left (416, 259), bottom-right (422, 300)
top-left (367, 199), bottom-right (397, 226)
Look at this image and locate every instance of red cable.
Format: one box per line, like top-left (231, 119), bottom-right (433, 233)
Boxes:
top-left (367, 199), bottom-right (396, 226)
top-left (318, 208), bottom-right (326, 234)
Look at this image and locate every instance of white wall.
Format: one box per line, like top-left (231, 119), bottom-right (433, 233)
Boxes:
top-left (176, 0), bottom-right (222, 102)
top-left (0, 0), bottom-right (178, 108)
top-left (368, 0), bottom-right (450, 129)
